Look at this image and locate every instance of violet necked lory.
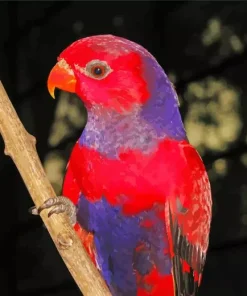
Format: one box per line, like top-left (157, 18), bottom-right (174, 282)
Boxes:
top-left (32, 35), bottom-right (212, 296)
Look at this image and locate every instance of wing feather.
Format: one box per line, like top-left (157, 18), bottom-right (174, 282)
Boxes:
top-left (165, 143), bottom-right (212, 296)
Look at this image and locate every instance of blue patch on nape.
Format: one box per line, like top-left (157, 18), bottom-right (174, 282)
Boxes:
top-left (77, 195), bottom-right (172, 296)
top-left (140, 55), bottom-right (187, 142)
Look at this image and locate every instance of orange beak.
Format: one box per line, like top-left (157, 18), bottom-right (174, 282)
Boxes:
top-left (47, 59), bottom-right (77, 99)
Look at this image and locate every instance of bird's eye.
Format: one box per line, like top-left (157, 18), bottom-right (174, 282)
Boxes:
top-left (85, 60), bottom-right (112, 80)
top-left (91, 65), bottom-right (105, 77)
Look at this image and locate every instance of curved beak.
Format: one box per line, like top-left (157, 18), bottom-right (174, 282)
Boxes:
top-left (47, 59), bottom-right (77, 99)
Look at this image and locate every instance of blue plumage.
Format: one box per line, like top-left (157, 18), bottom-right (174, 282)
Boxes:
top-left (77, 194), bottom-right (172, 296)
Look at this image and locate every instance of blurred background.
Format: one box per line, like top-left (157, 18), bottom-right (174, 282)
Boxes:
top-left (0, 1), bottom-right (247, 295)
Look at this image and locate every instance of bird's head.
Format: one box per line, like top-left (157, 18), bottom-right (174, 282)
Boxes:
top-left (47, 34), bottom-right (177, 114)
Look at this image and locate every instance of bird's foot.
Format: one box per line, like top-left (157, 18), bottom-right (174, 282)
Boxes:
top-left (29, 196), bottom-right (77, 226)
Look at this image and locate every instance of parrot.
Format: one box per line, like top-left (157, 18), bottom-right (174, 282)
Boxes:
top-left (31, 34), bottom-right (212, 296)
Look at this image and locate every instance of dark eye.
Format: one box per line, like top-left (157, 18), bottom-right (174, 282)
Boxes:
top-left (91, 65), bottom-right (106, 77)
top-left (85, 60), bottom-right (112, 80)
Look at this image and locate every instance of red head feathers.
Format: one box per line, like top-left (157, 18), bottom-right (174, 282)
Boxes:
top-left (48, 34), bottom-right (186, 141)
top-left (48, 35), bottom-right (160, 112)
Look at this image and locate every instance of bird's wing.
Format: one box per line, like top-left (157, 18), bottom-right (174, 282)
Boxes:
top-left (165, 142), bottom-right (212, 296)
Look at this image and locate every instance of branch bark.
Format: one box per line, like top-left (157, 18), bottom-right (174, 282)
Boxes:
top-left (0, 81), bottom-right (111, 296)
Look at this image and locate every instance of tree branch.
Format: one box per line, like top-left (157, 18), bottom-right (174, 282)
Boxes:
top-left (0, 81), bottom-right (111, 296)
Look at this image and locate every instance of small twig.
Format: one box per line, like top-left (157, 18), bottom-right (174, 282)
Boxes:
top-left (0, 81), bottom-right (111, 296)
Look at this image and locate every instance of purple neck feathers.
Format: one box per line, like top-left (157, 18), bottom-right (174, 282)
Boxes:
top-left (79, 56), bottom-right (187, 158)
top-left (140, 56), bottom-right (187, 141)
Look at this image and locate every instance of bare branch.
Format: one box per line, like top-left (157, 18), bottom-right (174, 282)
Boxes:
top-left (0, 81), bottom-right (111, 296)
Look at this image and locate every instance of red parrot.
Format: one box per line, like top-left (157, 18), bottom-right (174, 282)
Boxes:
top-left (32, 35), bottom-right (212, 296)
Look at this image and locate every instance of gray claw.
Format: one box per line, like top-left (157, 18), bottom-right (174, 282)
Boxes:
top-left (29, 206), bottom-right (39, 215)
top-left (29, 196), bottom-right (77, 226)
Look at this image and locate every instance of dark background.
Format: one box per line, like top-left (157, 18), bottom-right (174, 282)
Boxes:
top-left (0, 1), bottom-right (247, 295)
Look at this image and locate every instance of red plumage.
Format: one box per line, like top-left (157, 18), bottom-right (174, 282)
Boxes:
top-left (47, 34), bottom-right (212, 296)
top-left (62, 138), bottom-right (211, 295)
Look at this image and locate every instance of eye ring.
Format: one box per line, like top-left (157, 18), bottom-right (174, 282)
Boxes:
top-left (85, 60), bottom-right (112, 80)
